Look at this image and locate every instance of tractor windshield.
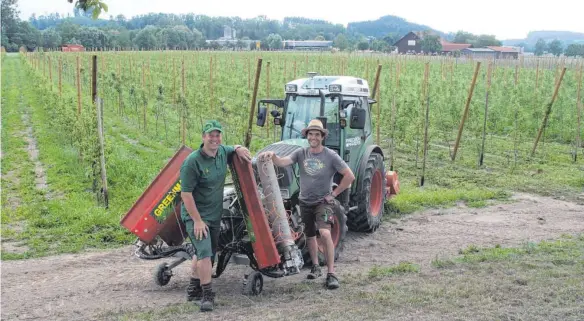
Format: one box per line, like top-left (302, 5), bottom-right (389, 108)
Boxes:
top-left (282, 95), bottom-right (340, 146)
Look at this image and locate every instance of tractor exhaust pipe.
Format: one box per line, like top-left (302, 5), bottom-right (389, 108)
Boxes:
top-left (257, 157), bottom-right (303, 274)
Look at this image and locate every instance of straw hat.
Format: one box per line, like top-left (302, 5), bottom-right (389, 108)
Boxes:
top-left (301, 119), bottom-right (329, 138)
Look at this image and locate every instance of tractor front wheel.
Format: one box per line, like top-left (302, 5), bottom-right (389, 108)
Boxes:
top-left (348, 152), bottom-right (386, 232)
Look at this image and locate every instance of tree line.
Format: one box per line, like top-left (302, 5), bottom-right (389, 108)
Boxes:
top-left (2, 0), bottom-right (582, 57)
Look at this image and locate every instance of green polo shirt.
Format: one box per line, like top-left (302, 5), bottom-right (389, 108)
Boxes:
top-left (180, 144), bottom-right (235, 226)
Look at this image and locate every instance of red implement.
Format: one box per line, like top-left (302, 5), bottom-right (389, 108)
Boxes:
top-left (230, 155), bottom-right (280, 269)
top-left (120, 146), bottom-right (193, 246)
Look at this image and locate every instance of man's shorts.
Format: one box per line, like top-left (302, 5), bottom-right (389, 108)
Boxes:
top-left (299, 201), bottom-right (336, 238)
top-left (184, 219), bottom-right (220, 261)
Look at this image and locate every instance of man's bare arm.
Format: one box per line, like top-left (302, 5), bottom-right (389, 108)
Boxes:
top-left (272, 155), bottom-right (294, 167)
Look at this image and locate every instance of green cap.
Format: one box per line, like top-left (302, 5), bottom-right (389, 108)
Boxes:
top-left (203, 120), bottom-right (223, 133)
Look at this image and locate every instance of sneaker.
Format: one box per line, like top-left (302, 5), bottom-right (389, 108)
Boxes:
top-left (200, 291), bottom-right (215, 312)
top-left (307, 265), bottom-right (322, 279)
top-left (326, 273), bottom-right (339, 290)
top-left (186, 283), bottom-right (202, 301)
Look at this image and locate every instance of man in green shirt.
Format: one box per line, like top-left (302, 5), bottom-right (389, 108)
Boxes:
top-left (180, 120), bottom-right (251, 312)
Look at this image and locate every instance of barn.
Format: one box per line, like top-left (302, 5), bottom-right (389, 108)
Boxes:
top-left (393, 32), bottom-right (422, 54)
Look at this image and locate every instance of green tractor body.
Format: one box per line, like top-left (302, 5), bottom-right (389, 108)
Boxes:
top-left (240, 73), bottom-right (398, 264)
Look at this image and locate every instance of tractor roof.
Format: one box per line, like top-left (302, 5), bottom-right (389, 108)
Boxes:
top-left (285, 75), bottom-right (370, 97)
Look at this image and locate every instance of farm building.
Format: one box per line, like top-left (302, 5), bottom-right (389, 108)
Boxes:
top-left (282, 40), bottom-right (333, 51)
top-left (487, 46), bottom-right (520, 59)
top-left (440, 40), bottom-right (471, 55)
top-left (393, 32), bottom-right (422, 54)
top-left (461, 47), bottom-right (497, 59)
top-left (62, 44), bottom-right (85, 52)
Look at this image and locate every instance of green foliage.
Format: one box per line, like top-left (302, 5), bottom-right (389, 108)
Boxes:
top-left (266, 33), bottom-right (283, 50)
top-left (534, 38), bottom-right (547, 55)
top-left (548, 39), bottom-right (564, 56)
top-left (67, 0), bottom-right (109, 19)
top-left (565, 43), bottom-right (584, 57)
top-left (368, 262), bottom-right (420, 279)
top-left (357, 41), bottom-right (369, 50)
top-left (333, 34), bottom-right (348, 51)
top-left (347, 15), bottom-right (444, 39)
top-left (453, 30), bottom-right (502, 47)
top-left (420, 32), bottom-right (442, 53)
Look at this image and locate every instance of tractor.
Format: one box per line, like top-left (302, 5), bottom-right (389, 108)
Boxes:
top-left (218, 72), bottom-right (399, 268)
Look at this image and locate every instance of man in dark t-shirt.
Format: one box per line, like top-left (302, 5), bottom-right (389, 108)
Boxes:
top-left (258, 119), bottom-right (355, 290)
top-left (180, 120), bottom-right (251, 311)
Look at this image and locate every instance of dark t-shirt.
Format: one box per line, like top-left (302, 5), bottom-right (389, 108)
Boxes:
top-left (180, 144), bottom-right (235, 226)
top-left (290, 147), bottom-right (348, 205)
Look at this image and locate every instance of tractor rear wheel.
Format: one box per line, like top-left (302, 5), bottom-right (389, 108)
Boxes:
top-left (298, 201), bottom-right (348, 267)
top-left (348, 152), bottom-right (386, 232)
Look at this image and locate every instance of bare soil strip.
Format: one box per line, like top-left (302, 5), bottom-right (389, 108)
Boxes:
top-left (1, 193), bottom-right (583, 320)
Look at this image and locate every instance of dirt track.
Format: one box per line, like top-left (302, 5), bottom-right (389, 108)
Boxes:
top-left (2, 192), bottom-right (583, 320)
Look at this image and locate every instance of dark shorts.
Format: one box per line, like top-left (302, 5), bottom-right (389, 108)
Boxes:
top-left (185, 219), bottom-right (220, 261)
top-left (299, 201), bottom-right (336, 238)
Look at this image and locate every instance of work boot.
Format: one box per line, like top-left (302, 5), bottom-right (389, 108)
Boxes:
top-left (200, 283), bottom-right (215, 312)
top-left (326, 273), bottom-right (340, 290)
top-left (307, 265), bottom-right (322, 279)
top-left (186, 278), bottom-right (202, 301)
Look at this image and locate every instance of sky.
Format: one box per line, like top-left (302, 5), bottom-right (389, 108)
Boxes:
top-left (16, 0), bottom-right (584, 40)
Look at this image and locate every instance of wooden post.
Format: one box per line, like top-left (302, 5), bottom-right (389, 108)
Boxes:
top-left (92, 55), bottom-right (97, 104)
top-left (48, 56), bottom-right (53, 89)
top-left (535, 59), bottom-right (540, 89)
top-left (142, 61), bottom-right (145, 88)
top-left (266, 61), bottom-right (271, 138)
top-left (574, 65), bottom-right (582, 161)
top-left (173, 59), bottom-right (176, 104)
top-left (58, 58), bottom-right (62, 97)
top-left (181, 57), bottom-right (185, 95)
top-left (76, 56), bottom-right (82, 116)
top-left (420, 88), bottom-right (430, 186)
top-left (390, 62), bottom-right (401, 171)
top-left (451, 62), bottom-right (481, 161)
top-left (376, 76), bottom-right (381, 145)
top-left (245, 58), bottom-right (263, 148)
top-left (532, 67), bottom-right (567, 157)
top-left (294, 60), bottom-right (297, 79)
top-left (117, 60), bottom-right (121, 114)
top-left (96, 98), bottom-right (109, 208)
top-left (210, 56), bottom-right (214, 113)
top-left (371, 64), bottom-right (382, 99)
top-left (479, 62), bottom-right (493, 166)
top-left (416, 62), bottom-right (430, 170)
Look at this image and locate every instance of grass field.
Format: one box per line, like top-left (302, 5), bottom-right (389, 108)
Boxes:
top-left (1, 51), bottom-right (583, 260)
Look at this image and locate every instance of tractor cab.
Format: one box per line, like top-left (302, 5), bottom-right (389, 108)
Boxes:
top-left (256, 73), bottom-right (374, 168)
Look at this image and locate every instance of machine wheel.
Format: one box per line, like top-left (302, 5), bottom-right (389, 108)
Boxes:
top-left (300, 201), bottom-right (348, 267)
top-left (154, 262), bottom-right (172, 286)
top-left (348, 152), bottom-right (386, 232)
top-left (242, 271), bottom-right (263, 296)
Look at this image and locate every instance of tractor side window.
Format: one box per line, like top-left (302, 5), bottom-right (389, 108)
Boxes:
top-left (344, 101), bottom-right (362, 139)
top-left (360, 97), bottom-right (372, 137)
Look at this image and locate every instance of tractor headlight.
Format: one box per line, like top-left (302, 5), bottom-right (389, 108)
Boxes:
top-left (328, 84), bottom-right (342, 92)
top-left (285, 84), bottom-right (297, 92)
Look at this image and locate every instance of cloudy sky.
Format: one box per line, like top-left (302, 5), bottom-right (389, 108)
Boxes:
top-left (16, 0), bottom-right (584, 40)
